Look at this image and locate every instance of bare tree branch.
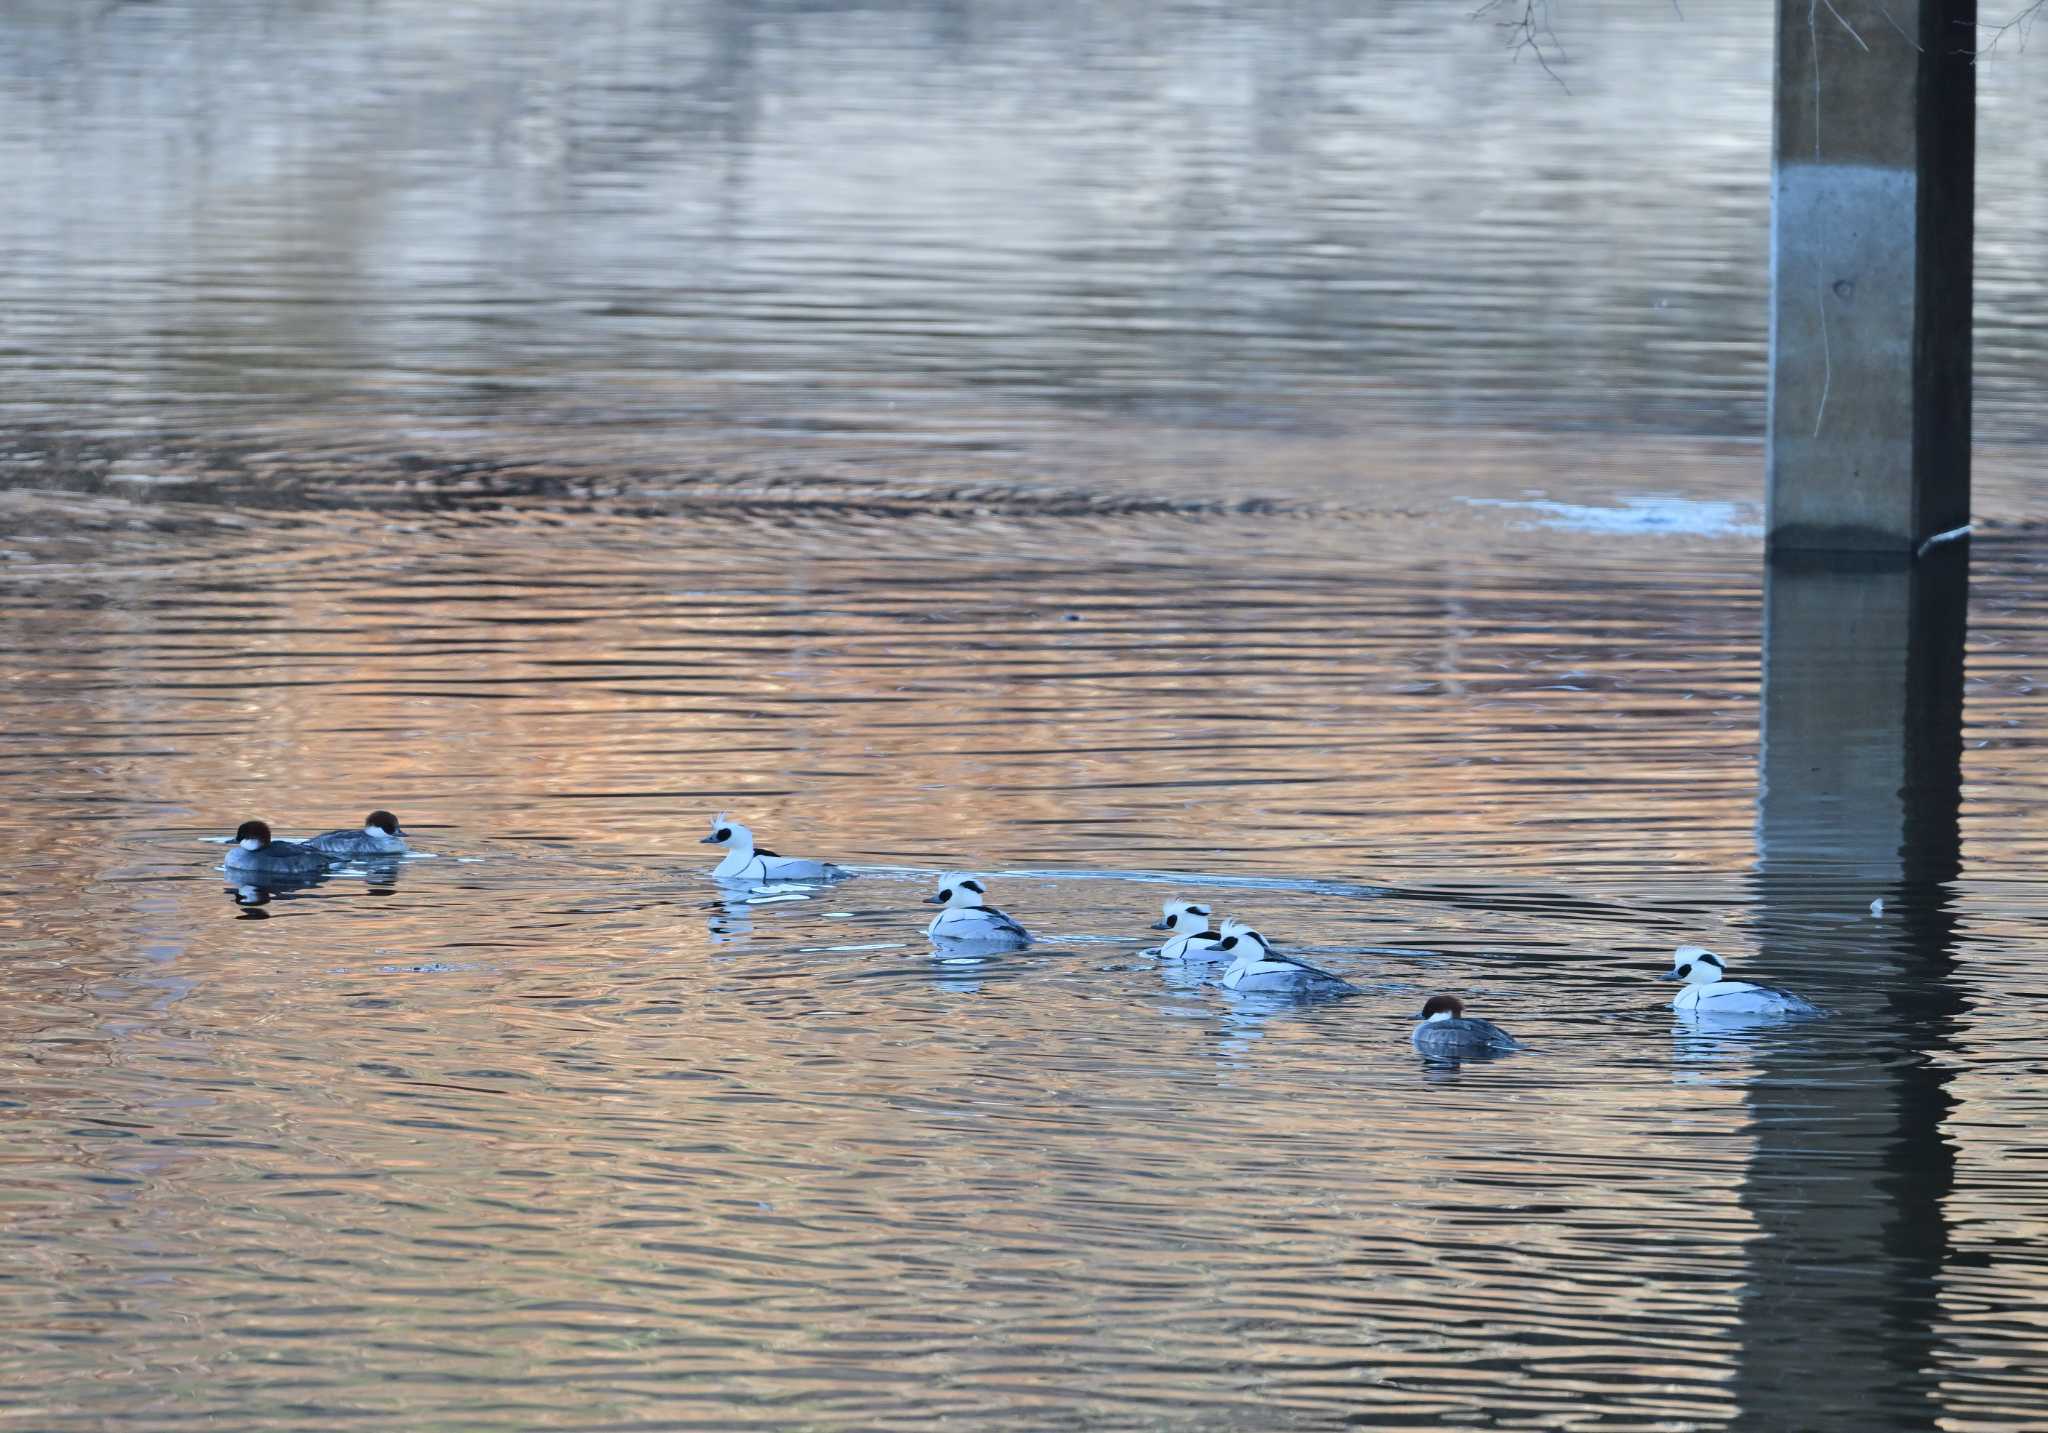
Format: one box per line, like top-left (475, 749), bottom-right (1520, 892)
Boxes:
top-left (1977, 0), bottom-right (2048, 55)
top-left (1471, 0), bottom-right (1572, 88)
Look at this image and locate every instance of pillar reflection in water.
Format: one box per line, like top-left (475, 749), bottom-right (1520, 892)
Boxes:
top-left (1733, 545), bottom-right (1966, 1430)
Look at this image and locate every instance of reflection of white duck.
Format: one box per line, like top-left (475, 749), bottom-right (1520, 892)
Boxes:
top-left (1149, 899), bottom-right (1228, 962)
top-left (924, 875), bottom-right (1031, 948)
top-left (1411, 994), bottom-right (1521, 1061)
top-left (1216, 921), bottom-right (1357, 996)
top-left (1661, 946), bottom-right (1821, 1017)
top-left (699, 814), bottom-right (841, 883)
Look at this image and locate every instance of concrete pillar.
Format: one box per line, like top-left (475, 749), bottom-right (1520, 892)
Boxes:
top-left (1730, 547), bottom-right (1967, 1427)
top-left (1767, 0), bottom-right (1975, 553)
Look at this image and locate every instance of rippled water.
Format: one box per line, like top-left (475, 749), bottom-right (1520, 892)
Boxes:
top-left (7, 488), bottom-right (2048, 1429)
top-left (5, 1), bottom-right (2048, 1429)
top-left (2, 0), bottom-right (2045, 500)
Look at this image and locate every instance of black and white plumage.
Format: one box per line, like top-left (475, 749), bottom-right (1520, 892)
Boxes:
top-left (1411, 994), bottom-right (1521, 1061)
top-left (223, 819), bottom-right (332, 877)
top-left (700, 813), bottom-right (842, 883)
top-left (304, 809), bottom-right (409, 859)
top-left (1661, 946), bottom-right (1821, 1017)
top-left (1215, 921), bottom-right (1357, 996)
top-left (924, 874), bottom-right (1031, 948)
top-left (1148, 899), bottom-right (1228, 963)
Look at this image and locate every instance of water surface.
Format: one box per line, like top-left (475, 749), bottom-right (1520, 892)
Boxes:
top-left (3, 2), bottom-right (2048, 1429)
top-left (6, 487), bottom-right (2048, 1430)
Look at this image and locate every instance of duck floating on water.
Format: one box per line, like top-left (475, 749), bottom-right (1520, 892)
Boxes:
top-left (925, 874), bottom-right (1031, 948)
top-left (700, 814), bottom-right (842, 883)
top-left (223, 820), bottom-right (331, 877)
top-left (1661, 946), bottom-right (1821, 1017)
top-left (1411, 994), bottom-right (1520, 1061)
top-left (1149, 899), bottom-right (1228, 962)
top-left (1216, 920), bottom-right (1357, 996)
top-left (304, 809), bottom-right (410, 859)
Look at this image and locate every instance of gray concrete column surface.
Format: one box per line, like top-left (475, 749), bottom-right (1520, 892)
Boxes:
top-left (1767, 0), bottom-right (1975, 553)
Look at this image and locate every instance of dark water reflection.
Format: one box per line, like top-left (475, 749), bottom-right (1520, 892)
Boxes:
top-left (1738, 552), bottom-right (1968, 1431)
top-left (5, 1), bottom-right (2048, 1429)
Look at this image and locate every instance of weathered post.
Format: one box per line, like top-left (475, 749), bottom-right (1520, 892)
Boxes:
top-left (1767, 0), bottom-right (1975, 553)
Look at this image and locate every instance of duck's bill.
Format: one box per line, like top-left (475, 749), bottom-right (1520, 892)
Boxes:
top-left (923, 893), bottom-right (946, 904)
top-left (1149, 919), bottom-right (1172, 930)
top-left (1658, 969), bottom-right (1685, 981)
top-left (698, 834), bottom-right (721, 844)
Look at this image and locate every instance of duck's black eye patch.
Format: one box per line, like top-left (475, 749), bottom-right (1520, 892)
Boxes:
top-left (1676, 964), bottom-right (1692, 978)
top-left (1217, 936), bottom-right (1238, 950)
top-left (714, 828), bottom-right (732, 842)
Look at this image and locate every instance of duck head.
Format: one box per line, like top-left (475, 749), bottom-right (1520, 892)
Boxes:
top-left (365, 810), bottom-right (405, 838)
top-left (1151, 899), bottom-right (1212, 932)
top-left (234, 820), bottom-right (272, 851)
top-left (699, 814), bottom-right (753, 851)
top-left (1212, 919), bottom-right (1273, 963)
top-left (1417, 994), bottom-right (1466, 1022)
top-left (1662, 945), bottom-right (1726, 985)
top-left (926, 875), bottom-right (988, 907)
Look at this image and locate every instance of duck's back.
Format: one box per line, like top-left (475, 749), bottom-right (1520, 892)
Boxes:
top-left (928, 904), bottom-right (1029, 944)
top-left (1413, 1016), bottom-right (1519, 1059)
top-left (304, 827), bottom-right (404, 857)
top-left (1680, 980), bottom-right (1819, 1016)
top-left (759, 853), bottom-right (838, 880)
top-left (1160, 932), bottom-right (1226, 963)
top-left (1225, 954), bottom-right (1354, 994)
top-left (227, 838), bottom-right (327, 871)
top-left (717, 847), bottom-right (838, 882)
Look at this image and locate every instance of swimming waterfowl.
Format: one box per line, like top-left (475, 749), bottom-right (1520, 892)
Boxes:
top-left (1661, 946), bottom-right (1821, 1017)
top-left (223, 820), bottom-right (331, 877)
top-left (1149, 899), bottom-right (1228, 962)
top-left (1411, 994), bottom-right (1520, 1061)
top-left (924, 874), bottom-right (1031, 948)
top-left (700, 814), bottom-right (841, 883)
top-left (304, 809), bottom-right (409, 859)
top-left (1216, 920), bottom-right (1357, 996)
